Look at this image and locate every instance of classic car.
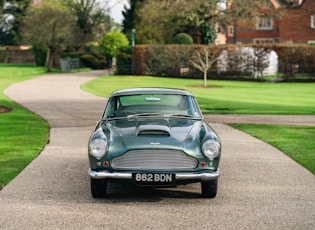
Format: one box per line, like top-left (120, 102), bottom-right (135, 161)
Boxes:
top-left (88, 88), bottom-right (221, 198)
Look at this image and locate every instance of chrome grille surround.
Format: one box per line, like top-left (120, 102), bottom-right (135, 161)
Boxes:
top-left (111, 150), bottom-right (198, 170)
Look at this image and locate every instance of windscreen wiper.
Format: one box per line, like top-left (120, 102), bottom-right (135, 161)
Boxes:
top-left (127, 113), bottom-right (159, 119)
top-left (164, 114), bottom-right (201, 120)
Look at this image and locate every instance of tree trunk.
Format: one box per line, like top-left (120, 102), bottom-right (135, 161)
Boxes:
top-left (47, 49), bottom-right (55, 72)
top-left (204, 51), bottom-right (209, 87)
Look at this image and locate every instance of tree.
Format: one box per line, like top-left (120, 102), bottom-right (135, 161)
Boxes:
top-left (133, 0), bottom-right (277, 44)
top-left (20, 1), bottom-right (81, 72)
top-left (100, 30), bottom-right (129, 58)
top-left (0, 0), bottom-right (31, 45)
top-left (190, 45), bottom-right (222, 87)
top-left (122, 0), bottom-right (143, 39)
top-left (66, 0), bottom-right (115, 44)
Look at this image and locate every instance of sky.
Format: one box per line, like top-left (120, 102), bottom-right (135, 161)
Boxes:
top-left (108, 0), bottom-right (129, 23)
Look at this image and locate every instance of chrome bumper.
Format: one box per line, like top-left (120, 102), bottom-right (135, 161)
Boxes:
top-left (88, 169), bottom-right (220, 181)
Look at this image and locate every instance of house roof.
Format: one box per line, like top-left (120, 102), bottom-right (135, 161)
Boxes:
top-left (227, 0), bottom-right (305, 10)
top-left (277, 0), bottom-right (305, 8)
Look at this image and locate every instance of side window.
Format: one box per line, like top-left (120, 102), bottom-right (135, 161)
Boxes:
top-left (103, 97), bottom-right (119, 118)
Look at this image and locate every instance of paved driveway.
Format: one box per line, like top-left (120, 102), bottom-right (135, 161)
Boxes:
top-left (1, 71), bottom-right (314, 229)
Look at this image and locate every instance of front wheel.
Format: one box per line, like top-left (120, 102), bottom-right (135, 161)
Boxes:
top-left (90, 178), bottom-right (107, 198)
top-left (201, 179), bottom-right (218, 198)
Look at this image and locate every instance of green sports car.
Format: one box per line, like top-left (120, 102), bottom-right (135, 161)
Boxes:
top-left (88, 88), bottom-right (221, 198)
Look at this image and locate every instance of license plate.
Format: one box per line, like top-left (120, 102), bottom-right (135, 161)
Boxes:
top-left (132, 173), bottom-right (175, 186)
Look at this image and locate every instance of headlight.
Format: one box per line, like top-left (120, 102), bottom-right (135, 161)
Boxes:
top-left (202, 140), bottom-right (220, 160)
top-left (89, 139), bottom-right (108, 158)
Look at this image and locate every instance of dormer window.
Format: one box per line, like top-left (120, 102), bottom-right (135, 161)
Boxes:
top-left (278, 0), bottom-right (303, 7)
top-left (256, 17), bottom-right (273, 30)
top-left (290, 0), bottom-right (303, 6)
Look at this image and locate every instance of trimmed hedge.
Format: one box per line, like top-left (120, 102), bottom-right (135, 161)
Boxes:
top-left (123, 44), bottom-right (315, 81)
top-left (271, 45), bottom-right (315, 81)
top-left (116, 46), bottom-right (132, 75)
top-left (79, 53), bottom-right (107, 70)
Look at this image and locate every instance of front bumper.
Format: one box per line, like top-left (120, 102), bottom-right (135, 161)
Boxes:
top-left (88, 168), bottom-right (220, 181)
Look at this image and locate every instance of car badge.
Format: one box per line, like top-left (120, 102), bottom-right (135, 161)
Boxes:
top-left (150, 142), bottom-right (160, 145)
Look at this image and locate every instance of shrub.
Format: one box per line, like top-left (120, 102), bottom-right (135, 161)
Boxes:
top-left (92, 52), bottom-right (106, 60)
top-left (79, 53), bottom-right (108, 69)
top-left (100, 31), bottom-right (129, 58)
top-left (32, 46), bottom-right (47, 66)
top-left (116, 46), bottom-right (132, 75)
top-left (98, 59), bottom-right (107, 69)
top-left (60, 52), bottom-right (82, 59)
top-left (145, 45), bottom-right (192, 76)
top-left (173, 33), bottom-right (193, 44)
top-left (272, 45), bottom-right (315, 81)
top-left (80, 54), bottom-right (99, 69)
top-left (0, 50), bottom-right (6, 62)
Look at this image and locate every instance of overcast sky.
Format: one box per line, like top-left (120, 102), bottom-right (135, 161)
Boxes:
top-left (108, 0), bottom-right (129, 23)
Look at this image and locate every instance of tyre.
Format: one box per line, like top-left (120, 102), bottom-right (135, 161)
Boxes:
top-left (201, 179), bottom-right (218, 198)
top-left (90, 178), bottom-right (107, 198)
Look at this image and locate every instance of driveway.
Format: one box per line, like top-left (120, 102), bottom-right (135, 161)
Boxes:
top-left (1, 71), bottom-right (314, 229)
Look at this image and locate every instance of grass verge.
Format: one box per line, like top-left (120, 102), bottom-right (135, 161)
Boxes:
top-left (0, 64), bottom-right (92, 189)
top-left (0, 64), bottom-right (49, 188)
top-left (230, 124), bottom-right (315, 174)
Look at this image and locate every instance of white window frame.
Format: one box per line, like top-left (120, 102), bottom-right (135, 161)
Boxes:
top-left (253, 38), bottom-right (275, 44)
top-left (228, 26), bottom-right (234, 37)
top-left (311, 15), bottom-right (315, 29)
top-left (256, 17), bottom-right (273, 30)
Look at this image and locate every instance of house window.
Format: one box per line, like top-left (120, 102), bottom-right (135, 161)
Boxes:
top-left (228, 26), bottom-right (234, 37)
top-left (311, 15), bottom-right (315, 29)
top-left (256, 17), bottom-right (273, 30)
top-left (253, 38), bottom-right (275, 44)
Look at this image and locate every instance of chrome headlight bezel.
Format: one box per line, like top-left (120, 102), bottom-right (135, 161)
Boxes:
top-left (89, 138), bottom-right (108, 159)
top-left (202, 140), bottom-right (220, 160)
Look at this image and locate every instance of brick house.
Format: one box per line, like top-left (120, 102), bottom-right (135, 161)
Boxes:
top-left (226, 0), bottom-right (315, 44)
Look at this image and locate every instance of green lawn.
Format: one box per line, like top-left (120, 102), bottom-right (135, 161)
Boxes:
top-left (81, 76), bottom-right (315, 115)
top-left (231, 124), bottom-right (315, 174)
top-left (0, 64), bottom-right (49, 188)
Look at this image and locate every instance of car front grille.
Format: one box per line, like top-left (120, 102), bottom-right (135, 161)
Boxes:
top-left (111, 150), bottom-right (198, 170)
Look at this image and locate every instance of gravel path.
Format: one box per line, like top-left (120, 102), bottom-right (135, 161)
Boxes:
top-left (1, 71), bottom-right (314, 230)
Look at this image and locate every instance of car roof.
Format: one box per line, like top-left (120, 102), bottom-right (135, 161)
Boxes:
top-left (109, 88), bottom-right (194, 97)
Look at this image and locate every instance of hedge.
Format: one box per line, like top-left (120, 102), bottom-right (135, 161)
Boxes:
top-left (120, 44), bottom-right (314, 81)
top-left (116, 46), bottom-right (132, 75)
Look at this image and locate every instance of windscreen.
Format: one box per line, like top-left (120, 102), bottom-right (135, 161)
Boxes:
top-left (103, 94), bottom-right (202, 119)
